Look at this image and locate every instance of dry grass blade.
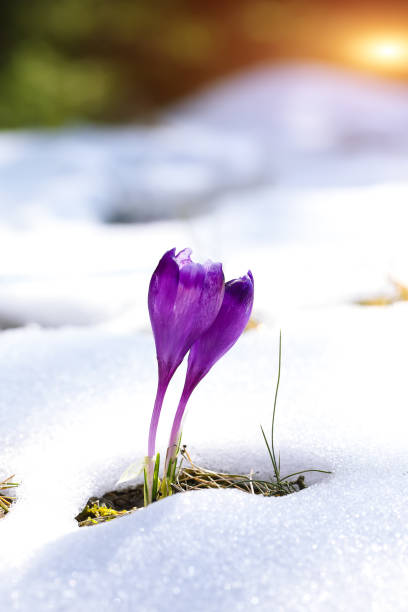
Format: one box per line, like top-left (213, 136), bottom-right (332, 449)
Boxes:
top-left (245, 317), bottom-right (261, 332)
top-left (0, 475), bottom-right (18, 517)
top-left (171, 448), bottom-right (300, 498)
top-left (356, 277), bottom-right (408, 307)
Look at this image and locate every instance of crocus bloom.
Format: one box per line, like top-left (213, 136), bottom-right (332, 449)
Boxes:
top-left (147, 248), bottom-right (224, 459)
top-left (166, 271), bottom-right (254, 466)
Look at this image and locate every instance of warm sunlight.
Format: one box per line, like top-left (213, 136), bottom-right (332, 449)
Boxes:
top-left (352, 36), bottom-right (408, 71)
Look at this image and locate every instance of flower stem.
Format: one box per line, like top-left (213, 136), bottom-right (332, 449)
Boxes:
top-left (164, 384), bottom-right (193, 478)
top-left (148, 367), bottom-right (171, 458)
top-left (145, 369), bottom-right (171, 505)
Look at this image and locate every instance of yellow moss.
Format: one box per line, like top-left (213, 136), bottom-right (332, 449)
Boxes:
top-left (77, 503), bottom-right (131, 527)
top-left (87, 504), bottom-right (122, 518)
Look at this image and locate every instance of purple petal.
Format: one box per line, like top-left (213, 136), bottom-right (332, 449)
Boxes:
top-left (148, 248), bottom-right (225, 378)
top-left (148, 249), bottom-right (179, 371)
top-left (175, 248), bottom-right (192, 266)
top-left (148, 248), bottom-right (178, 319)
top-left (166, 270), bottom-right (254, 458)
top-left (170, 260), bottom-right (224, 369)
top-left (185, 270), bottom-right (254, 389)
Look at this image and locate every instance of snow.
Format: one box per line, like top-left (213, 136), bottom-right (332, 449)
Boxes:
top-left (170, 63), bottom-right (408, 188)
top-left (0, 124), bottom-right (260, 225)
top-left (1, 62), bottom-right (408, 610)
top-left (171, 63), bottom-right (408, 154)
top-left (2, 310), bottom-right (408, 611)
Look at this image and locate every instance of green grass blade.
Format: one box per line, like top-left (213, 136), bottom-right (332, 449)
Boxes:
top-left (143, 468), bottom-right (149, 506)
top-left (280, 468), bottom-right (332, 480)
top-left (270, 330), bottom-right (282, 478)
top-left (151, 453), bottom-right (160, 502)
top-left (260, 425), bottom-right (274, 466)
top-left (0, 497), bottom-right (10, 512)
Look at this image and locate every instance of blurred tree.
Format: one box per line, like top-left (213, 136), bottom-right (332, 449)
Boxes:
top-left (0, 0), bottom-right (407, 127)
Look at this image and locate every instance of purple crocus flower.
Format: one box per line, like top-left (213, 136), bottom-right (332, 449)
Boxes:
top-left (166, 271), bottom-right (254, 466)
top-left (147, 248), bottom-right (225, 459)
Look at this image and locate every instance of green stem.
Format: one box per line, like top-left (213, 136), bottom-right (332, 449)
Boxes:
top-left (270, 330), bottom-right (282, 481)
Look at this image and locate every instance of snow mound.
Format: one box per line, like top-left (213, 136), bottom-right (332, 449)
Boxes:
top-left (0, 124), bottom-right (260, 226)
top-left (171, 62), bottom-right (408, 155)
top-left (0, 220), bottom-right (192, 327)
top-left (2, 179), bottom-right (408, 328)
top-left (1, 306), bottom-right (408, 610)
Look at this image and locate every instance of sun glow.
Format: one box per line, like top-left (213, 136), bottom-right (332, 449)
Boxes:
top-left (352, 36), bottom-right (408, 71)
top-left (368, 40), bottom-right (408, 64)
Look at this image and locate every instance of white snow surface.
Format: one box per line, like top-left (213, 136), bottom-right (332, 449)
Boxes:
top-left (0, 124), bottom-right (260, 225)
top-left (1, 62), bottom-right (408, 610)
top-left (171, 63), bottom-right (408, 154)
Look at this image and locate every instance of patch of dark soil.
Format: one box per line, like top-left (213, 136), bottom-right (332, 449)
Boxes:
top-left (75, 466), bottom-right (307, 528)
top-left (75, 485), bottom-right (144, 527)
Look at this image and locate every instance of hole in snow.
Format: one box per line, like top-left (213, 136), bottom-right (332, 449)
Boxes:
top-left (75, 455), bottom-right (316, 528)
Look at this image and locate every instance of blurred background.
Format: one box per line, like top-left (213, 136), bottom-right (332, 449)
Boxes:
top-left (2, 0), bottom-right (408, 128)
top-left (1, 0), bottom-right (408, 330)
